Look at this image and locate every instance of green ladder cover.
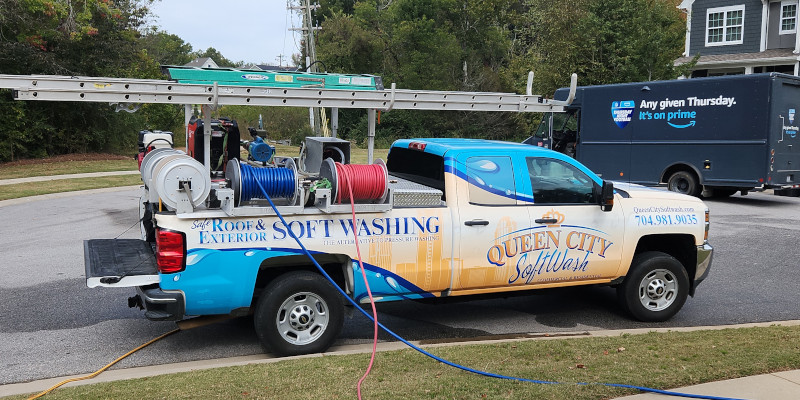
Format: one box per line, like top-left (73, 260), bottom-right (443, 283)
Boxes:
top-left (164, 66), bottom-right (383, 91)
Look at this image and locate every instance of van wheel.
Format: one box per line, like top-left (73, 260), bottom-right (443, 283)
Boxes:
top-left (618, 252), bottom-right (689, 322)
top-left (667, 171), bottom-right (699, 197)
top-left (254, 271), bottom-right (343, 356)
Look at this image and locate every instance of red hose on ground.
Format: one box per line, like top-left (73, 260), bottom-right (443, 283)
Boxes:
top-left (338, 163), bottom-right (380, 400)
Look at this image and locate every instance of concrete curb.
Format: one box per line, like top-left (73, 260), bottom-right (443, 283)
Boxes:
top-left (2, 320), bottom-right (799, 398)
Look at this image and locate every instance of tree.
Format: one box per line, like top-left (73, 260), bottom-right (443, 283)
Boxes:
top-left (315, 0), bottom-right (521, 145)
top-left (194, 47), bottom-right (241, 68)
top-left (518, 0), bottom-right (687, 96)
top-left (140, 28), bottom-right (195, 66)
top-left (0, 0), bottom-right (180, 161)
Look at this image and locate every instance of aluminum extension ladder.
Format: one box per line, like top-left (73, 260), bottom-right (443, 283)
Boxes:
top-left (0, 71), bottom-right (576, 169)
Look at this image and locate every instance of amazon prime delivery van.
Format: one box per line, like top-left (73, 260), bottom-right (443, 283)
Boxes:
top-left (528, 73), bottom-right (800, 197)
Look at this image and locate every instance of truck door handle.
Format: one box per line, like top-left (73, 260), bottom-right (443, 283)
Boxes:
top-left (535, 218), bottom-right (558, 224)
top-left (464, 220), bottom-right (489, 226)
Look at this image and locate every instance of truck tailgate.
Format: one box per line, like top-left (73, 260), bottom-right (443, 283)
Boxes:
top-left (84, 239), bottom-right (160, 288)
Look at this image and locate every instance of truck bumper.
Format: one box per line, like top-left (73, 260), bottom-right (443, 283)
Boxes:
top-left (692, 242), bottom-right (713, 295)
top-left (134, 286), bottom-right (185, 321)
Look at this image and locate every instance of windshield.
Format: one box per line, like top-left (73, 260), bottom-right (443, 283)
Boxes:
top-left (535, 111), bottom-right (578, 139)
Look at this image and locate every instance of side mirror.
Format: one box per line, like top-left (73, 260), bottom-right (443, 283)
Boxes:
top-left (599, 181), bottom-right (614, 212)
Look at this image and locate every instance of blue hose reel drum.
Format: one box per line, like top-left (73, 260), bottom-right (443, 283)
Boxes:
top-left (226, 158), bottom-right (299, 207)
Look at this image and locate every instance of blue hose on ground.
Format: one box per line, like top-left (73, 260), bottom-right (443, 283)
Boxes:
top-left (253, 178), bottom-right (747, 400)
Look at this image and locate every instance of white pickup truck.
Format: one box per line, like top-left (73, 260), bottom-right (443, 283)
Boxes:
top-left (85, 137), bottom-right (712, 356)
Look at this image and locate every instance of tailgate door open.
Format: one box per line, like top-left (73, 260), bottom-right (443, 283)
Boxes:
top-left (84, 239), bottom-right (160, 288)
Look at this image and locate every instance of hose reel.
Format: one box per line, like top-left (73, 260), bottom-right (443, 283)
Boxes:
top-left (150, 154), bottom-right (211, 211)
top-left (225, 159), bottom-right (299, 207)
top-left (319, 158), bottom-right (388, 204)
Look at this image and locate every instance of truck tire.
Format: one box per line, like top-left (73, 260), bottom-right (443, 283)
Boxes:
top-left (254, 271), bottom-right (344, 356)
top-left (667, 171), bottom-right (699, 197)
top-left (617, 252), bottom-right (689, 322)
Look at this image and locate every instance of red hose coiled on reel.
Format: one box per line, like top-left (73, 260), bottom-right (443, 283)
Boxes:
top-left (334, 162), bottom-right (387, 204)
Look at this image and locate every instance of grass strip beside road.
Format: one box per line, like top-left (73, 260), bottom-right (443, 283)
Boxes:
top-left (0, 158), bottom-right (137, 179)
top-left (0, 175), bottom-right (142, 201)
top-left (7, 325), bottom-right (800, 400)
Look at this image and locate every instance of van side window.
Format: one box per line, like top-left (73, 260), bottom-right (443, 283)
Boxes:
top-left (526, 157), bottom-right (594, 204)
top-left (466, 156), bottom-right (516, 206)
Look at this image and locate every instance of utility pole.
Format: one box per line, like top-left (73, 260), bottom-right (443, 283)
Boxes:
top-left (289, 0), bottom-right (323, 135)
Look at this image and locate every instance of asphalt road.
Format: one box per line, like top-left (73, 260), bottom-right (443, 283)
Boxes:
top-left (1, 188), bottom-right (799, 385)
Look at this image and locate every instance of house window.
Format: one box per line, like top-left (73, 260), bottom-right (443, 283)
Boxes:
top-left (781, 1), bottom-right (797, 34)
top-left (706, 5), bottom-right (745, 46)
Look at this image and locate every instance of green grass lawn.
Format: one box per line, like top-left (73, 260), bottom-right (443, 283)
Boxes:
top-left (0, 155), bottom-right (137, 179)
top-left (8, 325), bottom-right (800, 400)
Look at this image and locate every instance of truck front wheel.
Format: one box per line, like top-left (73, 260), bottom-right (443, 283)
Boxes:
top-left (618, 252), bottom-right (689, 322)
top-left (254, 271), bottom-right (344, 356)
top-left (667, 171), bottom-right (700, 197)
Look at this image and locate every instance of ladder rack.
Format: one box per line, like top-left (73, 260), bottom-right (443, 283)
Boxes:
top-left (0, 72), bottom-right (576, 167)
top-left (0, 73), bottom-right (570, 113)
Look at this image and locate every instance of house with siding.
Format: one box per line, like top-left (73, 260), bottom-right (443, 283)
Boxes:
top-left (675, 0), bottom-right (800, 76)
top-left (184, 57), bottom-right (219, 69)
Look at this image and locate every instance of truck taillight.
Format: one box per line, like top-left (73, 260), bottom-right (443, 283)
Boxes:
top-left (156, 229), bottom-right (186, 273)
top-left (704, 210), bottom-right (710, 241)
top-left (409, 142), bottom-right (427, 151)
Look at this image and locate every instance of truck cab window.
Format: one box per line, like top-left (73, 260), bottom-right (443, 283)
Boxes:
top-left (465, 156), bottom-right (516, 206)
top-left (526, 157), bottom-right (594, 204)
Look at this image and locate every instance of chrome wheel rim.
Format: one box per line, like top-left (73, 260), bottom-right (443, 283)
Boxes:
top-left (276, 292), bottom-right (329, 345)
top-left (638, 269), bottom-right (678, 312)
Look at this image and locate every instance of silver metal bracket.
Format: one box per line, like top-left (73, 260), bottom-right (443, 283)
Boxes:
top-left (175, 181), bottom-right (195, 214)
top-left (113, 102), bottom-right (141, 113)
top-left (217, 188), bottom-right (235, 215)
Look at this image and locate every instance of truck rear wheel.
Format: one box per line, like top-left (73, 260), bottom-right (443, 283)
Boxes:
top-left (667, 171), bottom-right (699, 197)
top-left (254, 271), bottom-right (344, 356)
top-left (617, 252), bottom-right (689, 322)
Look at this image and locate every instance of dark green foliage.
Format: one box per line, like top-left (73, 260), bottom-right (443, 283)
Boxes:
top-left (316, 0), bottom-right (520, 146)
top-left (0, 0), bottom-right (175, 161)
top-left (519, 0), bottom-right (688, 95)
top-left (140, 28), bottom-right (195, 66)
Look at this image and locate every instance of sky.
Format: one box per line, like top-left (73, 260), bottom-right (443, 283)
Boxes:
top-left (148, 1), bottom-right (303, 66)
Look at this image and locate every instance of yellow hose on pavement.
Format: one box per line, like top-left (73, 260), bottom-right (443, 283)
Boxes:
top-left (27, 328), bottom-right (180, 400)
